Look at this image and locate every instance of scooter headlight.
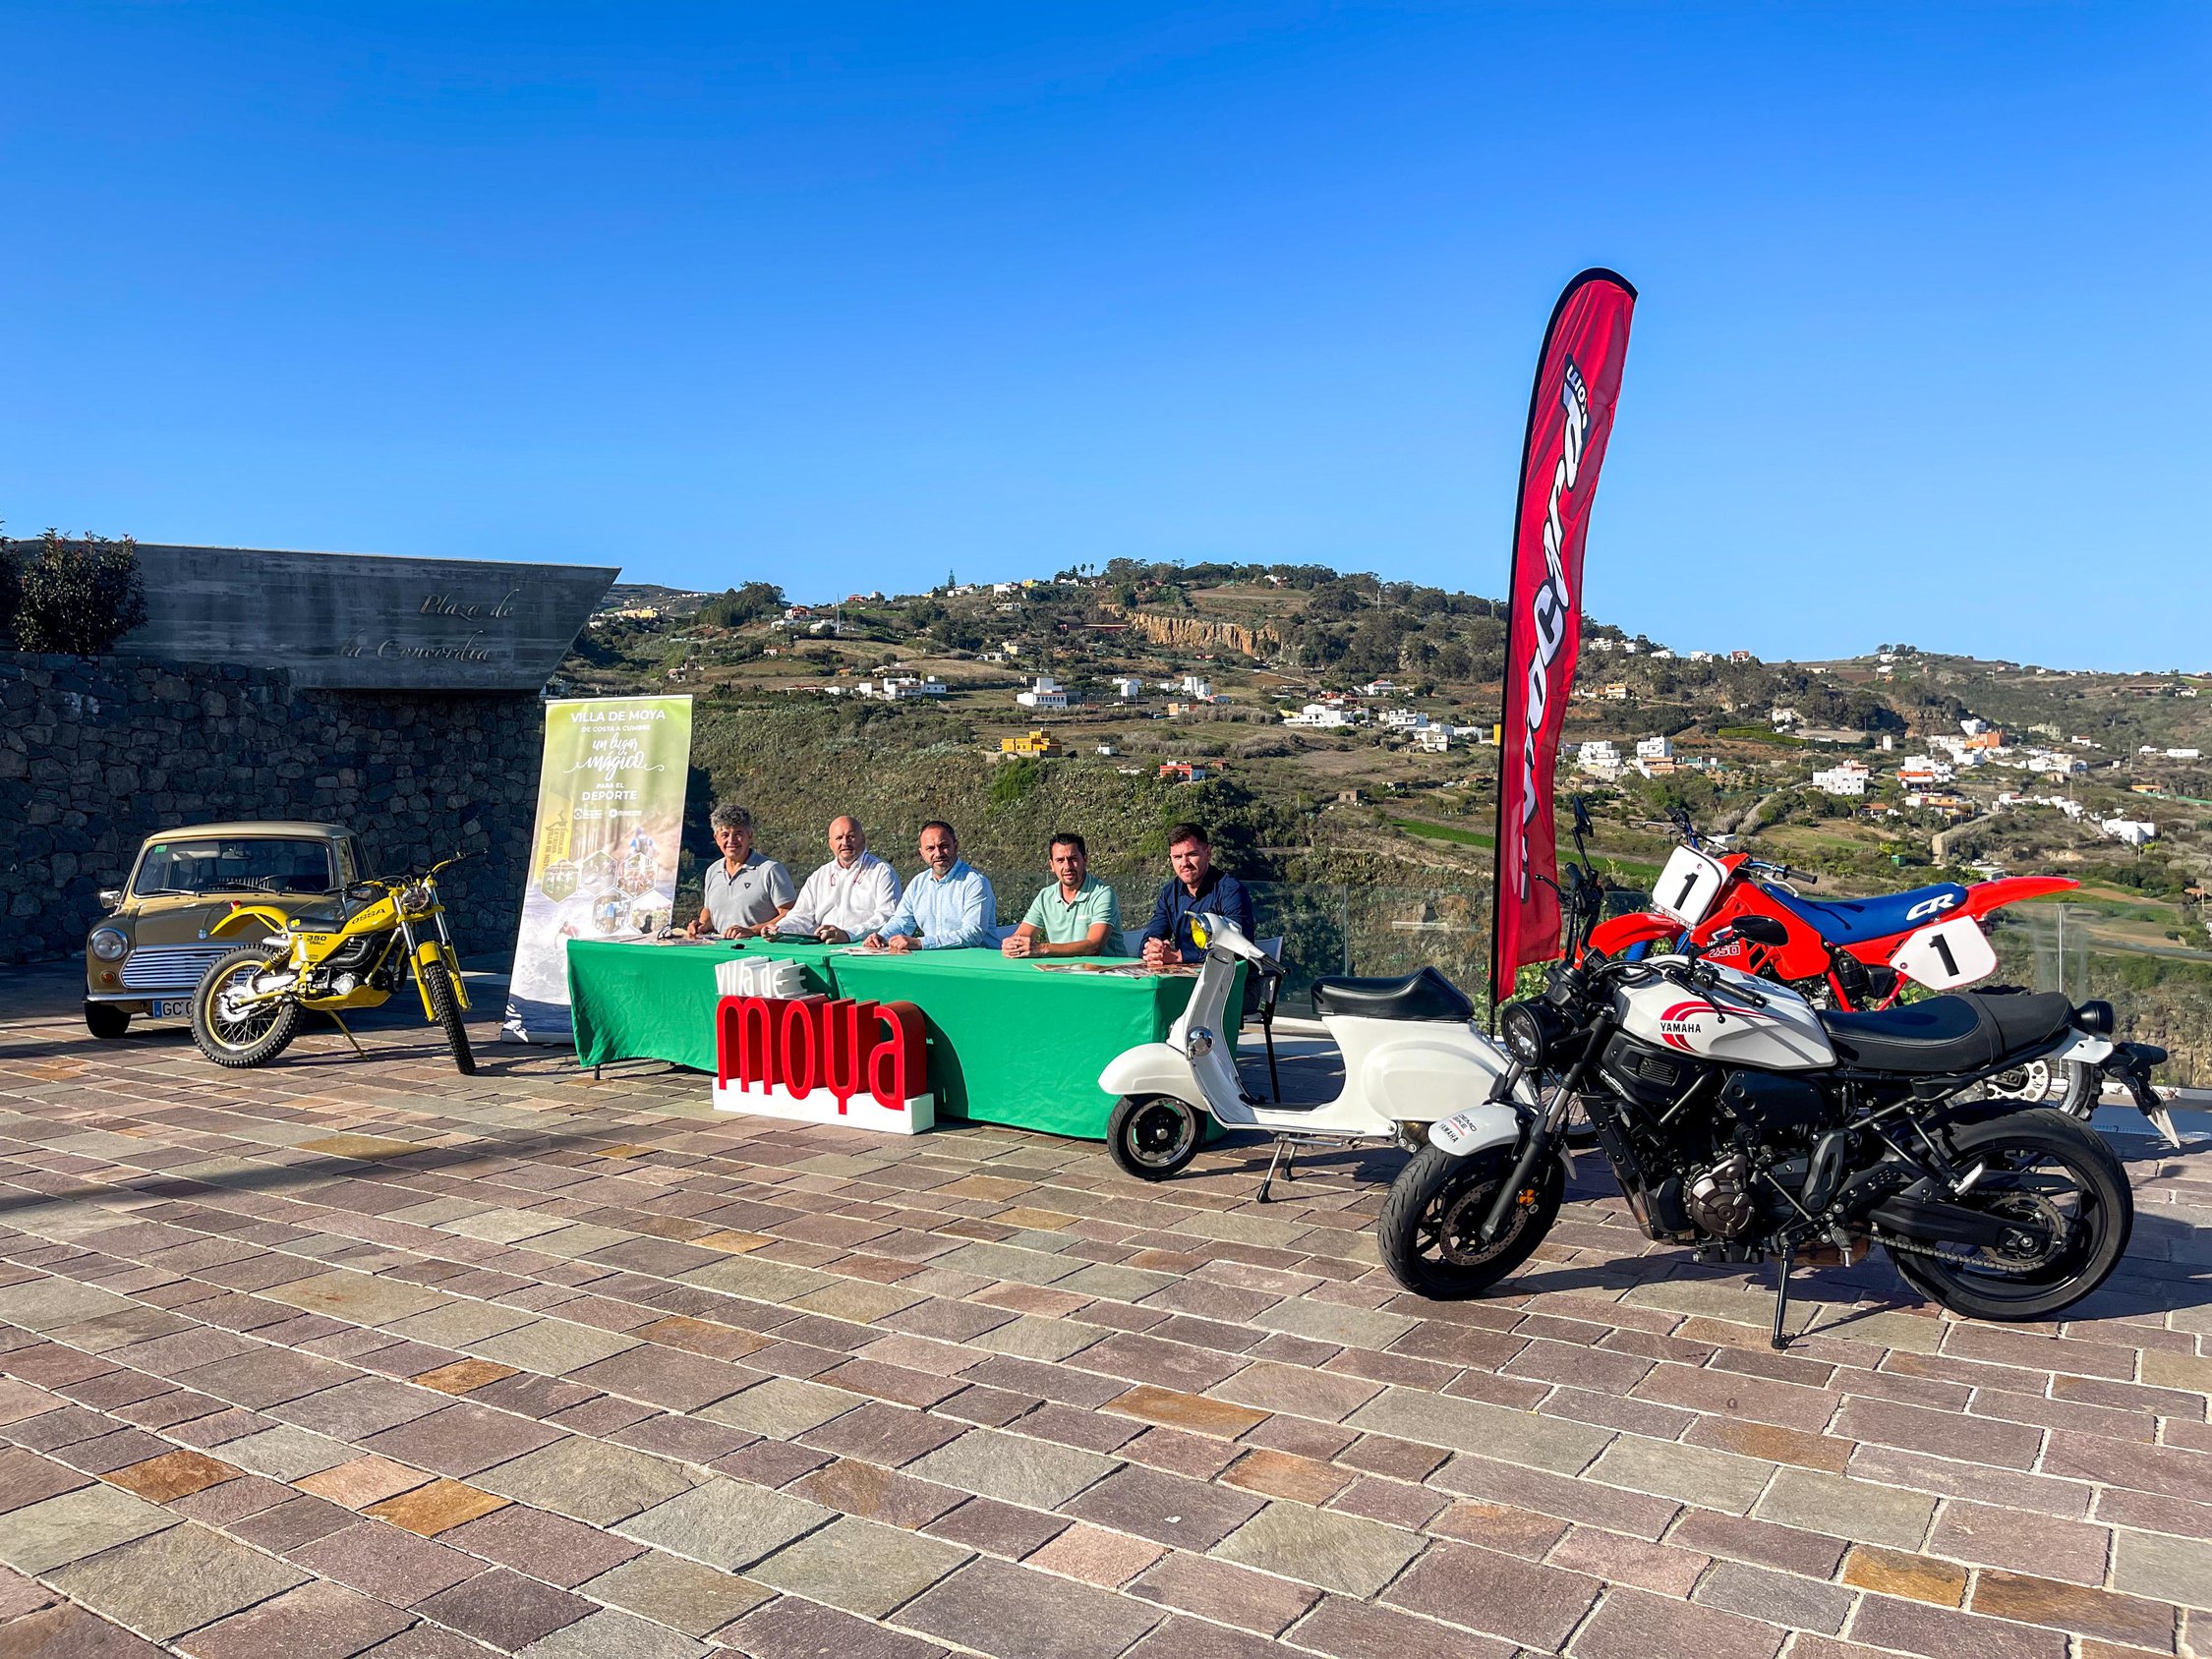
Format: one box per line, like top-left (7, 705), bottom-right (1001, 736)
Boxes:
top-left (1186, 1026), bottom-right (1216, 1059)
top-left (88, 927), bottom-right (130, 962)
top-left (1500, 1001), bottom-right (1549, 1066)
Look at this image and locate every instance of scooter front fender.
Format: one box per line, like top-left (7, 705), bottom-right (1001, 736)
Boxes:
top-left (1099, 1043), bottom-right (1204, 1108)
top-left (1426, 1102), bottom-right (1523, 1159)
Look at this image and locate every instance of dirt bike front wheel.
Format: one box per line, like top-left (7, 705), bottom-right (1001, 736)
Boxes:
top-left (419, 957), bottom-right (477, 1075)
top-left (191, 946), bottom-right (303, 1068)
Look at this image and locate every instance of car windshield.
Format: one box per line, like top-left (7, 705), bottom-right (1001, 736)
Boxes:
top-left (134, 838), bottom-right (336, 897)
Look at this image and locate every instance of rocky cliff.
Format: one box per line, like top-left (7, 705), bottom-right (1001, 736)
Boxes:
top-left (1131, 611), bottom-right (1282, 659)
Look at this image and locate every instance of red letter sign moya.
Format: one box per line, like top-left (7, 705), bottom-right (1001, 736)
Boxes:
top-left (714, 995), bottom-right (934, 1134)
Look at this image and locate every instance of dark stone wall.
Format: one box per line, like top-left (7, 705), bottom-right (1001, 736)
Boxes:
top-left (0, 654), bottom-right (544, 965)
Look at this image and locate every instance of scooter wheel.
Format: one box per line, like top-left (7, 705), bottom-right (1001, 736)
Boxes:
top-left (1107, 1095), bottom-right (1201, 1181)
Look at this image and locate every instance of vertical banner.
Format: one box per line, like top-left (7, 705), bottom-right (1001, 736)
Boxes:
top-left (502, 695), bottom-right (694, 1043)
top-left (1489, 269), bottom-right (1637, 1004)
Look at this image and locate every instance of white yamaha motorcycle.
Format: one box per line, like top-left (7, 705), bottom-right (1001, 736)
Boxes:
top-left (1096, 915), bottom-right (1534, 1196)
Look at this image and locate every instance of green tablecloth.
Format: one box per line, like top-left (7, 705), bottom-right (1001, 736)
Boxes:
top-left (564, 938), bottom-right (1236, 1139)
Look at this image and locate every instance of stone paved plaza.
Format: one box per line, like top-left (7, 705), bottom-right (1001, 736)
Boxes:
top-left (0, 968), bottom-right (2207, 1658)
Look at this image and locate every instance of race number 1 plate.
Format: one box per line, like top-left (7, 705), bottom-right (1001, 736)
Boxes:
top-left (1654, 844), bottom-right (1729, 927)
top-left (1889, 915), bottom-right (1997, 990)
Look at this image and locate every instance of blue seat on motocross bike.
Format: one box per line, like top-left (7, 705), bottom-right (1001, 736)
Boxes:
top-left (1765, 882), bottom-right (1968, 946)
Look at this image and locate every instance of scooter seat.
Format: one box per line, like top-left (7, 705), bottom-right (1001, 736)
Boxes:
top-left (1311, 966), bottom-right (1474, 1023)
top-left (1767, 882), bottom-right (1968, 945)
top-left (1819, 991), bottom-right (2074, 1074)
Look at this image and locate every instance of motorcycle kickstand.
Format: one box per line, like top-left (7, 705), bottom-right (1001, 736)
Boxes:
top-left (1256, 1137), bottom-right (1297, 1203)
top-left (1769, 1245), bottom-right (1795, 1352)
top-left (325, 1011), bottom-right (367, 1060)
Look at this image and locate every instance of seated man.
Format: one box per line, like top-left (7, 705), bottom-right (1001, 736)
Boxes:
top-left (1140, 821), bottom-right (1253, 966)
top-left (772, 815), bottom-right (902, 943)
top-left (1003, 832), bottom-right (1120, 958)
top-left (864, 821), bottom-right (996, 952)
top-left (687, 804), bottom-right (795, 939)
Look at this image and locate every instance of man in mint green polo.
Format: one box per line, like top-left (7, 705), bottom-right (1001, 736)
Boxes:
top-left (1003, 832), bottom-right (1121, 958)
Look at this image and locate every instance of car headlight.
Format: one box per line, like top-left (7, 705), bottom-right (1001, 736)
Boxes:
top-left (89, 927), bottom-right (130, 962)
top-left (1499, 1001), bottom-right (1548, 1066)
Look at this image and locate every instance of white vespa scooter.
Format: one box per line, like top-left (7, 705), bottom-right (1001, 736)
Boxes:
top-left (1097, 912), bottom-right (1538, 1196)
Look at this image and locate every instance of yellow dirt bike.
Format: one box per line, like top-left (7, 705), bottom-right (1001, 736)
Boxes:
top-left (190, 855), bottom-right (475, 1073)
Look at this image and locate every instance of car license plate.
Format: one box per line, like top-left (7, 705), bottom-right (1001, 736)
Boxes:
top-left (152, 1000), bottom-right (193, 1020)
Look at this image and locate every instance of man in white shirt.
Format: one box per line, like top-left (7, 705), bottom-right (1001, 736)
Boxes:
top-left (769, 816), bottom-right (902, 943)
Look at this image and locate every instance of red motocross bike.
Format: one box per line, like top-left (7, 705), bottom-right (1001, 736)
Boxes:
top-left (1584, 807), bottom-right (2091, 1108)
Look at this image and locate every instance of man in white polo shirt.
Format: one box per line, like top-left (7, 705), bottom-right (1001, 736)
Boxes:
top-left (687, 803), bottom-right (795, 938)
top-left (770, 815), bottom-right (902, 944)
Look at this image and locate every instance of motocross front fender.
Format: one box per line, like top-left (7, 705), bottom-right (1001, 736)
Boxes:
top-left (1426, 1102), bottom-right (1523, 1159)
top-left (1099, 1043), bottom-right (1204, 1110)
top-left (410, 940), bottom-right (467, 1016)
top-left (1586, 912), bottom-right (1680, 958)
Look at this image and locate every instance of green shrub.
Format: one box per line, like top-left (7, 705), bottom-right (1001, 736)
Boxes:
top-left (12, 531), bottom-right (147, 655)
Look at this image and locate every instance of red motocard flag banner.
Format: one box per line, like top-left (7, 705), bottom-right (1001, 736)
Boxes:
top-left (1488, 268), bottom-right (1637, 1004)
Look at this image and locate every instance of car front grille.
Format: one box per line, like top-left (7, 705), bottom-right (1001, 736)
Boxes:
top-left (119, 944), bottom-right (235, 992)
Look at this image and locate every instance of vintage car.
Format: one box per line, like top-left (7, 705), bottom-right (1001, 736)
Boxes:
top-left (84, 821), bottom-right (369, 1038)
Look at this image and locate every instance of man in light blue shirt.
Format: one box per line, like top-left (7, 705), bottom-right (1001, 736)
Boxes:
top-left (865, 821), bottom-right (997, 951)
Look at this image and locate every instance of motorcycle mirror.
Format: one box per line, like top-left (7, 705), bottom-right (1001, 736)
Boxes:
top-left (1571, 796), bottom-right (1594, 837)
top-left (1730, 916), bottom-right (1790, 947)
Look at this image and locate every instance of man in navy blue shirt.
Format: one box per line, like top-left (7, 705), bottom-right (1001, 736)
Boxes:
top-left (1140, 823), bottom-right (1255, 966)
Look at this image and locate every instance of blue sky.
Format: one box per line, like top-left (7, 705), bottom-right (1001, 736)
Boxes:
top-left (5, 4), bottom-right (2206, 669)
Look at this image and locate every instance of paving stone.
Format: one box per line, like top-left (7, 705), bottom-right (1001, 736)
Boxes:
top-left (292, 1523), bottom-right (484, 1605)
top-left (443, 1502), bottom-right (646, 1586)
top-left (924, 1496), bottom-right (1073, 1560)
top-left (261, 1270), bottom-right (451, 1327)
top-left (1694, 1559), bottom-right (1855, 1635)
top-left (175, 1577), bottom-right (415, 1658)
top-left (1128, 1549), bottom-right (1320, 1635)
top-left (2111, 1528), bottom-right (2212, 1609)
top-left (297, 1455), bottom-right (431, 1510)
top-left (1024, 1521), bottom-right (1165, 1587)
top-left (361, 1402), bottom-right (560, 1477)
top-left (1105, 1384), bottom-right (1268, 1440)
top-left (214, 1424), bottom-right (356, 1480)
top-left (103, 1448), bottom-right (238, 1503)
top-left (567, 1345), bottom-right (750, 1411)
top-left (0, 1601), bottom-right (171, 1658)
top-left (1970, 1568), bottom-right (2181, 1648)
top-left (1588, 1434), bottom-right (1777, 1516)
top-left (618, 1477), bottom-right (832, 1571)
top-left (231, 1494), bottom-right (359, 1552)
top-left (0, 1446), bottom-right (90, 1513)
top-left (475, 1437), bottom-right (698, 1526)
top-left (723, 1595), bottom-right (954, 1659)
top-left (900, 1558), bottom-right (1163, 1659)
top-left (1572, 1583), bottom-right (1786, 1659)
top-left (751, 1515), bottom-right (969, 1616)
top-left (1756, 1466), bottom-right (1937, 1550)
top-left (1841, 1544), bottom-right (1968, 1606)
top-left (1344, 1384), bottom-right (1612, 1474)
top-left (469, 1319), bottom-right (644, 1376)
top-left (903, 1426), bottom-right (1120, 1512)
top-left (414, 1567), bottom-right (595, 1650)
top-left (1287, 1591), bottom-right (1517, 1659)
top-left (700, 1376), bottom-right (857, 1438)
top-left (49, 1520), bottom-right (310, 1641)
top-left (277, 1376), bottom-right (446, 1438)
top-left (0, 1481), bottom-right (177, 1573)
top-left (1062, 1463), bottom-right (1265, 1551)
top-left (516, 1606), bottom-right (708, 1659)
top-left (1211, 1500), bottom-right (1425, 1596)
top-left (1382, 1539), bottom-right (1601, 1650)
top-left (577, 1551), bottom-right (773, 1636)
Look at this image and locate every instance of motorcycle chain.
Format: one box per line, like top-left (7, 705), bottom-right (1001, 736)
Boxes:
top-left (1868, 1229), bottom-right (2051, 1276)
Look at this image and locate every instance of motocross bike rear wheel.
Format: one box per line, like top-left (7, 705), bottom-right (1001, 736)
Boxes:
top-left (1107, 1094), bottom-right (1200, 1180)
top-left (191, 946), bottom-right (303, 1068)
top-left (1378, 1143), bottom-right (1564, 1299)
top-left (419, 958), bottom-right (477, 1075)
top-left (1887, 1109), bottom-right (2131, 1323)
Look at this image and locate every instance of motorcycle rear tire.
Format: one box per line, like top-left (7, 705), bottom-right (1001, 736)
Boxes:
top-left (420, 959), bottom-right (477, 1075)
top-left (1888, 1109), bottom-right (2130, 1323)
top-left (190, 946), bottom-right (303, 1069)
top-left (1378, 1143), bottom-right (1562, 1299)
